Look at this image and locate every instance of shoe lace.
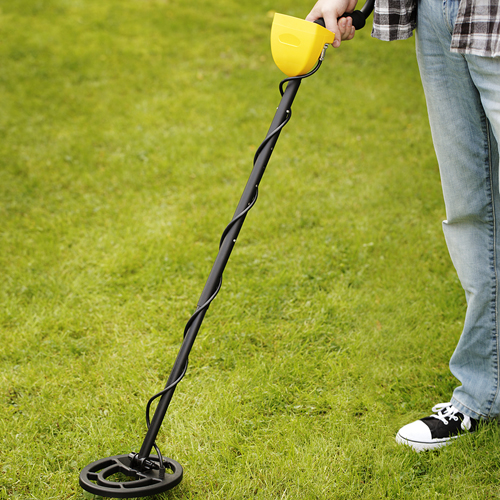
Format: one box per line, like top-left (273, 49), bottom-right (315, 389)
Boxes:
top-left (430, 403), bottom-right (460, 425)
top-left (429, 402), bottom-right (473, 431)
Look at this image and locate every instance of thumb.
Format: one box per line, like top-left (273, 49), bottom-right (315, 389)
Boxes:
top-left (323, 12), bottom-right (341, 47)
top-left (306, 9), bottom-right (340, 47)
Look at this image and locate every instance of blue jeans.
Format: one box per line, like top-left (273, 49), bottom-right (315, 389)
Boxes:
top-left (416, 0), bottom-right (500, 419)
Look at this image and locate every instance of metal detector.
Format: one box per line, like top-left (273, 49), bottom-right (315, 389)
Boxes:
top-left (80, 4), bottom-right (374, 497)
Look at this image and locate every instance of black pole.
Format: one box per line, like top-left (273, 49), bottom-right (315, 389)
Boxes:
top-left (136, 77), bottom-right (302, 460)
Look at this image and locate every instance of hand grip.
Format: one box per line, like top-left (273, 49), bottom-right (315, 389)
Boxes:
top-left (339, 10), bottom-right (367, 30)
top-left (314, 0), bottom-right (374, 31)
top-left (314, 12), bottom-right (363, 30)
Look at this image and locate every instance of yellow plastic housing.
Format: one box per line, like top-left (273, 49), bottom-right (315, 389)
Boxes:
top-left (271, 13), bottom-right (335, 77)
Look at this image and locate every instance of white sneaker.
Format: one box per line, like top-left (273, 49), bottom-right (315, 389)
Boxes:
top-left (396, 403), bottom-right (478, 452)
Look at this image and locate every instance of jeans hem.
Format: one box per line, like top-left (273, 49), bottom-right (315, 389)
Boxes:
top-left (451, 396), bottom-right (487, 420)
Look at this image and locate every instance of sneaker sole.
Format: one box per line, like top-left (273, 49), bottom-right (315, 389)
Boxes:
top-left (395, 431), bottom-right (458, 452)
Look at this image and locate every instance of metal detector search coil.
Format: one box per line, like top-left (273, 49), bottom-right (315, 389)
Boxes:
top-left (271, 13), bottom-right (334, 77)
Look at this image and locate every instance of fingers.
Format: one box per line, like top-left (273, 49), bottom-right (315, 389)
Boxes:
top-left (306, 7), bottom-right (340, 44)
top-left (306, 5), bottom-right (356, 48)
top-left (338, 16), bottom-right (356, 43)
top-left (321, 15), bottom-right (355, 48)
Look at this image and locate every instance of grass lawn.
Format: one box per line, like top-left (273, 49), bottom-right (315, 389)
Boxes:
top-left (2, 0), bottom-right (500, 499)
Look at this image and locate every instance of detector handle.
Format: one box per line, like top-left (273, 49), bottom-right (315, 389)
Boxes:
top-left (315, 0), bottom-right (375, 31)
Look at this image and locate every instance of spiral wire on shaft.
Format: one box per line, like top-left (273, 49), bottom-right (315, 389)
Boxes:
top-left (143, 59), bottom-right (324, 466)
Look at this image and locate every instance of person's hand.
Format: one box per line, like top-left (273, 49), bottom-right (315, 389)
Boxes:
top-left (306, 0), bottom-right (358, 48)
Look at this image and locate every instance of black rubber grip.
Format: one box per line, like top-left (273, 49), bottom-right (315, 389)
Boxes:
top-left (314, 17), bottom-right (327, 27)
top-left (339, 10), bottom-right (366, 30)
top-left (314, 0), bottom-right (375, 32)
top-left (314, 10), bottom-right (366, 30)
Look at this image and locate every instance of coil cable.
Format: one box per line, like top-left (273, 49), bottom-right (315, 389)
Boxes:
top-left (144, 58), bottom-right (325, 468)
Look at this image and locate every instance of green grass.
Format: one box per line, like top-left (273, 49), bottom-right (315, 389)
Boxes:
top-left (1, 0), bottom-right (499, 499)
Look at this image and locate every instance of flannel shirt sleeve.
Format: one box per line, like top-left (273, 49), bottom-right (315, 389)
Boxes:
top-left (372, 0), bottom-right (418, 41)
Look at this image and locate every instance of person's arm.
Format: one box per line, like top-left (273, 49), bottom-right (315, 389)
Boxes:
top-left (306, 0), bottom-right (359, 48)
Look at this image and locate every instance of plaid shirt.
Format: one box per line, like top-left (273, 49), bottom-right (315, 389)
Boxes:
top-left (372, 0), bottom-right (500, 57)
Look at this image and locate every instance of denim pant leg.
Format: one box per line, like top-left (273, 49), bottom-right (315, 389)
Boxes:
top-left (416, 0), bottom-right (500, 419)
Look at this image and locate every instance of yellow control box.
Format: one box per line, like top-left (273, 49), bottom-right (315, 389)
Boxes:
top-left (271, 13), bottom-right (335, 77)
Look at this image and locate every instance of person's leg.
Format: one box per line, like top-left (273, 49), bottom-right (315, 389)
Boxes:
top-left (396, 0), bottom-right (500, 450)
top-left (450, 52), bottom-right (500, 419)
